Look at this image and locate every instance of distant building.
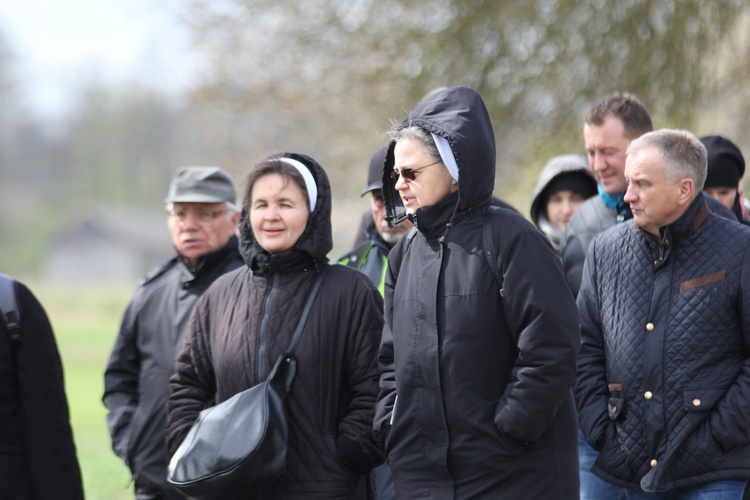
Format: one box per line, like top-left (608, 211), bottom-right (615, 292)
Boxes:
top-left (43, 206), bottom-right (173, 284)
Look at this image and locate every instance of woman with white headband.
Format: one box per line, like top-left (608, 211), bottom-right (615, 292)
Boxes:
top-left (374, 87), bottom-right (580, 498)
top-left (167, 153), bottom-right (385, 498)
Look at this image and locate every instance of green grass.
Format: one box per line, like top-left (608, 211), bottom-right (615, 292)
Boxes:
top-left (32, 282), bottom-right (138, 500)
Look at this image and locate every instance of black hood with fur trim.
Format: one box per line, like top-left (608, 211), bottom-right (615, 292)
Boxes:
top-left (381, 86), bottom-right (497, 227)
top-left (238, 153), bottom-right (333, 274)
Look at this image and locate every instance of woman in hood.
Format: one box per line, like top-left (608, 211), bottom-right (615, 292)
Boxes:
top-left (530, 154), bottom-right (597, 252)
top-left (167, 154), bottom-right (384, 499)
top-left (373, 87), bottom-right (581, 499)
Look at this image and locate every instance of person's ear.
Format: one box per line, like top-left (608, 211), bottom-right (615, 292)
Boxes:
top-left (678, 178), bottom-right (694, 205)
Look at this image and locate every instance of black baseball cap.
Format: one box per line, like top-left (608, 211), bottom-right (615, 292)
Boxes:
top-left (361, 146), bottom-right (389, 197)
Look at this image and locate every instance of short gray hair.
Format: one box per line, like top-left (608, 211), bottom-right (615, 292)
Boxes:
top-left (390, 125), bottom-right (441, 163)
top-left (627, 129), bottom-right (707, 191)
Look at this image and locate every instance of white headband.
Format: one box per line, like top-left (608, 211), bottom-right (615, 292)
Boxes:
top-left (278, 157), bottom-right (318, 212)
top-left (431, 133), bottom-right (459, 182)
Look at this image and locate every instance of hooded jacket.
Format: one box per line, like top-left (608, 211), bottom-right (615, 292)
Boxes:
top-left (530, 155), bottom-right (596, 253)
top-left (167, 154), bottom-right (384, 499)
top-left (374, 87), bottom-right (581, 499)
top-left (575, 193), bottom-right (750, 492)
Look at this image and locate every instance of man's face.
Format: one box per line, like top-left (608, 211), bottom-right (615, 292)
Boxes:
top-left (168, 201), bottom-right (239, 266)
top-left (624, 147), bottom-right (689, 237)
top-left (704, 186), bottom-right (737, 211)
top-left (584, 115), bottom-right (632, 195)
top-left (370, 190), bottom-right (412, 245)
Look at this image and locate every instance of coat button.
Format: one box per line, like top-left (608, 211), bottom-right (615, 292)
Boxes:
top-left (644, 391), bottom-right (653, 400)
top-left (611, 406), bottom-right (617, 414)
top-left (646, 323), bottom-right (654, 331)
top-left (693, 399), bottom-right (701, 407)
top-left (650, 459), bottom-right (658, 468)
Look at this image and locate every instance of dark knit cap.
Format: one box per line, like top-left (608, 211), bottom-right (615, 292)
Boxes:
top-left (542, 172), bottom-right (598, 203)
top-left (361, 145), bottom-right (389, 196)
top-left (700, 135), bottom-right (745, 188)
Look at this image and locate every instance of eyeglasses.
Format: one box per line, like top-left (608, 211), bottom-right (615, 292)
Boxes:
top-left (168, 208), bottom-right (229, 227)
top-left (391, 160), bottom-right (441, 182)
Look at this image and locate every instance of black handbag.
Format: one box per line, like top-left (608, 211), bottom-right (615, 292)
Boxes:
top-left (167, 265), bottom-right (329, 499)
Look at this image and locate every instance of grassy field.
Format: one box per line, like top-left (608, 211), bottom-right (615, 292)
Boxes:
top-left (33, 282), bottom-right (138, 500)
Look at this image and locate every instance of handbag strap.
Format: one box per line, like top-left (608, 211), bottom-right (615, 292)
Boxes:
top-left (285, 263), bottom-right (330, 355)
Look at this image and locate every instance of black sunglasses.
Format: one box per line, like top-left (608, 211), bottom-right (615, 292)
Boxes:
top-left (390, 160), bottom-right (441, 182)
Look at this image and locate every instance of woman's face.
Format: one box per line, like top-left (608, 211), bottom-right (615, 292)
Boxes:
top-left (393, 137), bottom-right (458, 215)
top-left (249, 174), bottom-right (309, 254)
top-left (546, 189), bottom-right (586, 229)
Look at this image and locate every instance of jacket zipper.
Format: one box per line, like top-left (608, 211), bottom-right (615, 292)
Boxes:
top-left (257, 273), bottom-right (279, 378)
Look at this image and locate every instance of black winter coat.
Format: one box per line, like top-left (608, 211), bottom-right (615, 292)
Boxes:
top-left (576, 194), bottom-right (750, 493)
top-left (0, 280), bottom-right (83, 500)
top-left (374, 86), bottom-right (581, 499)
top-left (167, 154), bottom-right (384, 499)
top-left (103, 236), bottom-right (242, 496)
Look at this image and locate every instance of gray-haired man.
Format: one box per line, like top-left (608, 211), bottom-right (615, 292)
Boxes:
top-left (103, 167), bottom-right (243, 499)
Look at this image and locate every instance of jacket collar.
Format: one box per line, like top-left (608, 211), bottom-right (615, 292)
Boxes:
top-left (365, 221), bottom-right (393, 253)
top-left (412, 191), bottom-right (474, 241)
top-left (178, 234), bottom-right (239, 278)
top-left (657, 192), bottom-right (710, 244)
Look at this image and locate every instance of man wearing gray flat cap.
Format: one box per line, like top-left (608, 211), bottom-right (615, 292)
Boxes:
top-left (103, 166), bottom-right (243, 500)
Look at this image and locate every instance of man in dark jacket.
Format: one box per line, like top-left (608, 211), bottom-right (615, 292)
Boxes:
top-left (0, 276), bottom-right (83, 500)
top-left (103, 166), bottom-right (242, 500)
top-left (374, 86), bottom-right (580, 499)
top-left (339, 145), bottom-right (413, 295)
top-left (562, 94), bottom-right (735, 500)
top-left (576, 129), bottom-right (750, 498)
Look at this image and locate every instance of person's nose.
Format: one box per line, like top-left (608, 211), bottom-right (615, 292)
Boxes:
top-left (394, 173), bottom-right (408, 191)
top-left (179, 213), bottom-right (202, 230)
top-left (563, 200), bottom-right (576, 216)
top-left (590, 153), bottom-right (607, 173)
top-left (264, 206), bottom-right (281, 220)
top-left (623, 183), bottom-right (636, 203)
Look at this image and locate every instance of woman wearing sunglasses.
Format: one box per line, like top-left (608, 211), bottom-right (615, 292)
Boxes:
top-left (374, 86), bottom-right (580, 499)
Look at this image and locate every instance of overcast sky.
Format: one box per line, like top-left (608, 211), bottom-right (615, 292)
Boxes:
top-left (0, 0), bottom-right (192, 115)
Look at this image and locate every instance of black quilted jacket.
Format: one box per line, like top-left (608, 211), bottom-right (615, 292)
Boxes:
top-left (167, 154), bottom-right (385, 499)
top-left (576, 193), bottom-right (750, 493)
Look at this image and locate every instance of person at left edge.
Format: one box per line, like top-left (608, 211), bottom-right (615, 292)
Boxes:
top-left (0, 277), bottom-right (84, 500)
top-left (167, 153), bottom-right (384, 498)
top-left (103, 166), bottom-right (242, 500)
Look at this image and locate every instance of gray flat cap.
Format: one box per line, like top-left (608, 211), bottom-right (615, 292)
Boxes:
top-left (165, 166), bottom-right (236, 204)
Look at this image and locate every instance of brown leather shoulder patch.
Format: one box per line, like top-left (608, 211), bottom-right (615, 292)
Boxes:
top-left (679, 270), bottom-right (726, 292)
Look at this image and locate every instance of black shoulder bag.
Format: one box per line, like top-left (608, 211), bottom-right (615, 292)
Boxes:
top-left (167, 264), bottom-right (329, 499)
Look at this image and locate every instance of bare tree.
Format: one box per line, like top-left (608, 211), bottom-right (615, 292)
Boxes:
top-left (174, 0), bottom-right (747, 205)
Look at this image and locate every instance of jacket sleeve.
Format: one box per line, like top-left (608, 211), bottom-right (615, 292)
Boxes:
top-left (15, 282), bottom-right (84, 500)
top-left (336, 273), bottom-right (385, 473)
top-left (373, 243), bottom-right (401, 448)
top-left (573, 239), bottom-right (611, 450)
top-left (102, 295), bottom-right (141, 464)
top-left (561, 217), bottom-right (591, 299)
top-left (166, 295), bottom-right (217, 456)
top-left (707, 241), bottom-right (750, 450)
top-left (494, 221), bottom-right (581, 443)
